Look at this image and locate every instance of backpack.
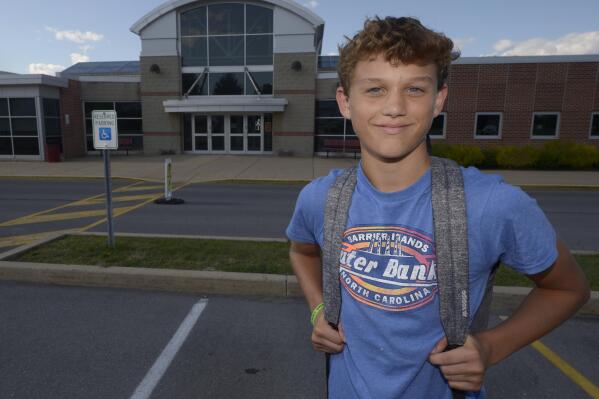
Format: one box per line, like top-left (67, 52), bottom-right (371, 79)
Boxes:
top-left (322, 156), bottom-right (496, 399)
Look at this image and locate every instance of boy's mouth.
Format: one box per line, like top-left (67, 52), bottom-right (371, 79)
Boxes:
top-left (375, 123), bottom-right (413, 134)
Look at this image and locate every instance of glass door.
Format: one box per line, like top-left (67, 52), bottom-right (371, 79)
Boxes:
top-left (210, 115), bottom-right (225, 152)
top-left (193, 115), bottom-right (208, 152)
top-left (247, 114), bottom-right (263, 153)
top-left (229, 114), bottom-right (244, 152)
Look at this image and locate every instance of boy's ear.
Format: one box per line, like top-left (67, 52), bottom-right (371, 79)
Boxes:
top-left (433, 84), bottom-right (448, 117)
top-left (336, 87), bottom-right (351, 119)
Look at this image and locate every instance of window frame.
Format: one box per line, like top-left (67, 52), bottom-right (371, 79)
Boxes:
top-left (429, 112), bottom-right (447, 139)
top-left (474, 112), bottom-right (502, 140)
top-left (530, 112), bottom-right (560, 139)
top-left (179, 3), bottom-right (274, 97)
top-left (590, 112), bottom-right (599, 139)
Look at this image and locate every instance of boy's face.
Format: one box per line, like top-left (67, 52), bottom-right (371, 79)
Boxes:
top-left (336, 54), bottom-right (447, 162)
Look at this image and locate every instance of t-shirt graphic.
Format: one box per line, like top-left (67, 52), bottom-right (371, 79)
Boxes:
top-left (339, 225), bottom-right (437, 312)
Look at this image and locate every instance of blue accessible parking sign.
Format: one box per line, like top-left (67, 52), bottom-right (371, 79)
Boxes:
top-left (99, 127), bottom-right (112, 141)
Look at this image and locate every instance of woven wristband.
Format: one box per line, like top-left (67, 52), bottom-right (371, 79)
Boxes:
top-left (310, 303), bottom-right (325, 326)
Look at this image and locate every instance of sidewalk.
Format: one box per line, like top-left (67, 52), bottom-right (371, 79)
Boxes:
top-left (2, 154), bottom-right (599, 187)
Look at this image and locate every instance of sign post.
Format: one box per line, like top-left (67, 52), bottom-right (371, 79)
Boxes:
top-left (92, 110), bottom-right (118, 248)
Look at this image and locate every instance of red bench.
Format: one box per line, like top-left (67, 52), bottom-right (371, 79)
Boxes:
top-left (323, 138), bottom-right (361, 158)
top-left (118, 137), bottom-right (134, 155)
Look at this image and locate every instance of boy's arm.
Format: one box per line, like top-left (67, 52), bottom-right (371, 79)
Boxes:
top-left (290, 241), bottom-right (345, 353)
top-left (429, 239), bottom-right (590, 391)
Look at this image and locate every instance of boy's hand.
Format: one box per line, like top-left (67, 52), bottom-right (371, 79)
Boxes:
top-left (311, 312), bottom-right (346, 353)
top-left (428, 334), bottom-right (492, 392)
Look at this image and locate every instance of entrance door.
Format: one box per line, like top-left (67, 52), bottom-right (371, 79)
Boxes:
top-left (191, 114), bottom-right (267, 153)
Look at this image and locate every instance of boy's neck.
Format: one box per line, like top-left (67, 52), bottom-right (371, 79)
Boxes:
top-left (360, 145), bottom-right (430, 193)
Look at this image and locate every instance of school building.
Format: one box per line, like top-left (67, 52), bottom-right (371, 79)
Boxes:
top-left (1, 0), bottom-right (598, 161)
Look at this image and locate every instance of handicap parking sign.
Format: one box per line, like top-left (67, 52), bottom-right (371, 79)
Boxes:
top-left (99, 127), bottom-right (112, 141)
top-left (92, 110), bottom-right (118, 150)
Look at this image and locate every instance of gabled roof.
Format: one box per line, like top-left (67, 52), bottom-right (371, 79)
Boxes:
top-left (130, 0), bottom-right (324, 34)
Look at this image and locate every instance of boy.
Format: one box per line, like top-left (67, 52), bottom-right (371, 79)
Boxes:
top-left (286, 16), bottom-right (590, 398)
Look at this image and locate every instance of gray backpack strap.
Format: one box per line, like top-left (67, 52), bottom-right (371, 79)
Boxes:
top-left (322, 167), bottom-right (358, 326)
top-left (430, 157), bottom-right (470, 348)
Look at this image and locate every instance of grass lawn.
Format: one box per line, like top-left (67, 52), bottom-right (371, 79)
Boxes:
top-left (13, 235), bottom-right (599, 290)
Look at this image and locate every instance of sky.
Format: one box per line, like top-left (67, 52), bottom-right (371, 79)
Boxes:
top-left (1, 0), bottom-right (599, 76)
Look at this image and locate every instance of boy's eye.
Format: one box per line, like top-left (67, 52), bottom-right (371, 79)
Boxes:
top-left (366, 87), bottom-right (383, 95)
top-left (407, 87), bottom-right (425, 94)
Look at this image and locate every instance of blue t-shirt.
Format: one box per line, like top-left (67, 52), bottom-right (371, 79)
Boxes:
top-left (286, 163), bottom-right (557, 399)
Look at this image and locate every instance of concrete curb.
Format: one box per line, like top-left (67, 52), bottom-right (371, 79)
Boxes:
top-left (0, 260), bottom-right (597, 315)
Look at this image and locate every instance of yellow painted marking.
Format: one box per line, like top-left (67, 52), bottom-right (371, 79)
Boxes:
top-left (0, 230), bottom-right (73, 248)
top-left (76, 193), bottom-right (161, 205)
top-left (115, 185), bottom-right (162, 193)
top-left (498, 316), bottom-right (599, 398)
top-left (531, 341), bottom-right (599, 398)
top-left (0, 206), bottom-right (137, 226)
top-left (0, 181), bottom-right (142, 228)
top-left (79, 180), bottom-right (192, 232)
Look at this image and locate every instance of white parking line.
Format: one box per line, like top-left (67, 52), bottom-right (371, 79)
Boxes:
top-left (129, 299), bottom-right (208, 399)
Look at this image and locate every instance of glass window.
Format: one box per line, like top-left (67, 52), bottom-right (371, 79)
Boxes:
top-left (0, 138), bottom-right (11, 154)
top-left (264, 113), bottom-right (272, 152)
top-left (316, 101), bottom-right (342, 118)
top-left (245, 72), bottom-right (273, 95)
top-left (429, 114), bottom-right (445, 137)
top-left (0, 98), bottom-right (8, 116)
top-left (11, 118), bottom-right (37, 136)
top-left (230, 136), bottom-right (244, 151)
top-left (116, 102), bottom-right (141, 118)
top-left (345, 120), bottom-right (355, 135)
top-left (182, 37), bottom-right (208, 67)
top-left (591, 114), bottom-right (599, 137)
top-left (316, 119), bottom-right (344, 135)
top-left (85, 119), bottom-right (92, 135)
top-left (0, 118), bottom-right (9, 135)
top-left (195, 115), bottom-right (208, 133)
top-left (211, 115), bottom-right (225, 133)
top-left (248, 115), bottom-right (262, 134)
top-left (44, 118), bottom-right (61, 136)
top-left (209, 36), bottom-right (244, 66)
top-left (210, 73), bottom-right (244, 95)
top-left (208, 4), bottom-right (244, 35)
top-left (10, 98), bottom-right (36, 116)
top-left (181, 7), bottom-right (207, 36)
top-left (195, 135), bottom-right (208, 151)
top-left (248, 136), bottom-right (260, 151)
top-left (246, 5), bottom-right (273, 34)
top-left (43, 99), bottom-right (60, 117)
top-left (532, 113), bottom-right (559, 137)
top-left (246, 35), bottom-right (273, 65)
top-left (85, 102), bottom-right (113, 117)
top-left (475, 114), bottom-right (501, 137)
top-left (117, 119), bottom-right (142, 133)
top-left (183, 114), bottom-right (192, 151)
top-left (13, 137), bottom-right (39, 155)
top-left (182, 73), bottom-right (208, 95)
top-left (230, 115), bottom-right (244, 133)
top-left (212, 136), bottom-right (225, 151)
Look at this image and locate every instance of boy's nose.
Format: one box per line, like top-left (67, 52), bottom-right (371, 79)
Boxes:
top-left (382, 89), bottom-right (407, 117)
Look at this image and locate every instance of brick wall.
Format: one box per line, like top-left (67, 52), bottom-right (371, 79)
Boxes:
top-left (59, 80), bottom-right (86, 159)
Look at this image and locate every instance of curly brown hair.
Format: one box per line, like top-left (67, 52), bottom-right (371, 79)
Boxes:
top-left (337, 16), bottom-right (458, 94)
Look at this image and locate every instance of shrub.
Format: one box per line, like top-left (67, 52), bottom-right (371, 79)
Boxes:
top-left (496, 145), bottom-right (541, 169)
top-left (480, 147), bottom-right (499, 169)
top-left (431, 144), bottom-right (484, 167)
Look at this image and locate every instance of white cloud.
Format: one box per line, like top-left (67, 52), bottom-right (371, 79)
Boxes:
top-left (453, 37), bottom-right (476, 52)
top-left (304, 0), bottom-right (318, 8)
top-left (28, 63), bottom-right (65, 76)
top-left (70, 52), bottom-right (90, 64)
top-left (46, 27), bottom-right (104, 44)
top-left (491, 31), bottom-right (599, 56)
